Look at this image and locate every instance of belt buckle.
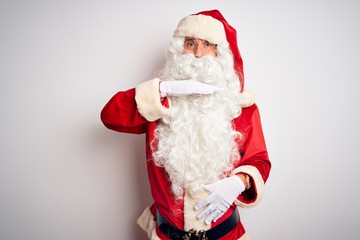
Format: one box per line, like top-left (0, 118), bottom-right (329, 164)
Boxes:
top-left (182, 228), bottom-right (208, 240)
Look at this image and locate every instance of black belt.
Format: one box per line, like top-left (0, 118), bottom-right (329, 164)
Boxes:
top-left (156, 208), bottom-right (239, 240)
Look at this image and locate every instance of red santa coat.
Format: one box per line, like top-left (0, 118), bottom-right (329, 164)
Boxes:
top-left (101, 79), bottom-right (271, 240)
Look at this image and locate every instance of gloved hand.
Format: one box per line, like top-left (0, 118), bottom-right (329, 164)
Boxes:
top-left (159, 79), bottom-right (220, 97)
top-left (194, 176), bottom-right (245, 224)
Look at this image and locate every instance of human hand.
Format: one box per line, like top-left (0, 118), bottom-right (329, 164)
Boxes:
top-left (159, 79), bottom-right (220, 97)
top-left (194, 176), bottom-right (245, 224)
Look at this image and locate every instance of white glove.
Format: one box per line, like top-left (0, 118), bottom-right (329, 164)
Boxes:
top-left (194, 176), bottom-right (245, 224)
top-left (159, 79), bottom-right (220, 97)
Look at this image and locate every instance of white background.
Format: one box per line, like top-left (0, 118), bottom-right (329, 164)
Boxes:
top-left (1, 0), bottom-right (360, 239)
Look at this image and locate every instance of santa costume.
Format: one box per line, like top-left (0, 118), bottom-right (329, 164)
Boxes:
top-left (101, 9), bottom-right (271, 240)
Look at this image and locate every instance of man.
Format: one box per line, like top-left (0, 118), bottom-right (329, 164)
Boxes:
top-left (101, 9), bottom-right (271, 240)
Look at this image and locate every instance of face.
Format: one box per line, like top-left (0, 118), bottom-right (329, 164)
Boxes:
top-left (183, 37), bottom-right (217, 57)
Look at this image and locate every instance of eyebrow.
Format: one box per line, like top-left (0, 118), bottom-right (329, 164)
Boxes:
top-left (184, 37), bottom-right (214, 45)
top-left (184, 37), bottom-right (196, 41)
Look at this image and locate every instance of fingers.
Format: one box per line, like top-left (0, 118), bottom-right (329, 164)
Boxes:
top-left (194, 188), bottom-right (214, 211)
top-left (194, 183), bottom-right (227, 224)
top-left (196, 203), bottom-right (214, 219)
top-left (205, 209), bottom-right (223, 224)
top-left (191, 81), bottom-right (221, 95)
top-left (196, 204), bottom-right (224, 225)
top-left (212, 209), bottom-right (224, 223)
top-left (194, 196), bottom-right (210, 211)
top-left (160, 80), bottom-right (220, 96)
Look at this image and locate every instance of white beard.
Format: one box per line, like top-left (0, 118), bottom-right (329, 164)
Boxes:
top-left (153, 39), bottom-right (243, 199)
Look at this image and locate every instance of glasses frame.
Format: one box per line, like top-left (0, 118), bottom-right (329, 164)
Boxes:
top-left (183, 37), bottom-right (217, 55)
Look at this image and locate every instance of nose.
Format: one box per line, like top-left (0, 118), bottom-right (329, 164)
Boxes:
top-left (194, 46), bottom-right (205, 58)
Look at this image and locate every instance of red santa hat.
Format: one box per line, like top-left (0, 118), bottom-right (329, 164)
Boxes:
top-left (174, 9), bottom-right (245, 92)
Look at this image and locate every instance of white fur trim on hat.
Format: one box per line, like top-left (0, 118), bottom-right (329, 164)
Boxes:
top-left (174, 15), bottom-right (227, 45)
top-left (231, 165), bottom-right (264, 208)
top-left (135, 78), bottom-right (170, 122)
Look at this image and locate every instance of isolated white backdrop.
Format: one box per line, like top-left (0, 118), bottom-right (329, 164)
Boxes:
top-left (1, 0), bottom-right (360, 239)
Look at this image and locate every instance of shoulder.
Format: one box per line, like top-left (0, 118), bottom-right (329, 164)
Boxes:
top-left (234, 104), bottom-right (259, 123)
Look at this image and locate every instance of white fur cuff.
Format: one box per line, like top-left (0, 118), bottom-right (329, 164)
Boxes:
top-left (240, 89), bottom-right (255, 108)
top-left (137, 207), bottom-right (159, 239)
top-left (239, 232), bottom-right (252, 240)
top-left (231, 165), bottom-right (264, 208)
top-left (135, 78), bottom-right (170, 122)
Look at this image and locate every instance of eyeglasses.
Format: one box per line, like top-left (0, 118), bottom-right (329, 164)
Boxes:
top-left (183, 38), bottom-right (217, 53)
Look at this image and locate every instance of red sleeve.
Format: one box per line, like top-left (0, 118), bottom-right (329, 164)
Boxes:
top-left (236, 104), bottom-right (271, 182)
top-left (100, 88), bottom-right (148, 134)
top-left (232, 104), bottom-right (271, 206)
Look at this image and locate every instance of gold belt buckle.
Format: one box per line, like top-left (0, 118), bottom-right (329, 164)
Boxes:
top-left (182, 228), bottom-right (208, 240)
